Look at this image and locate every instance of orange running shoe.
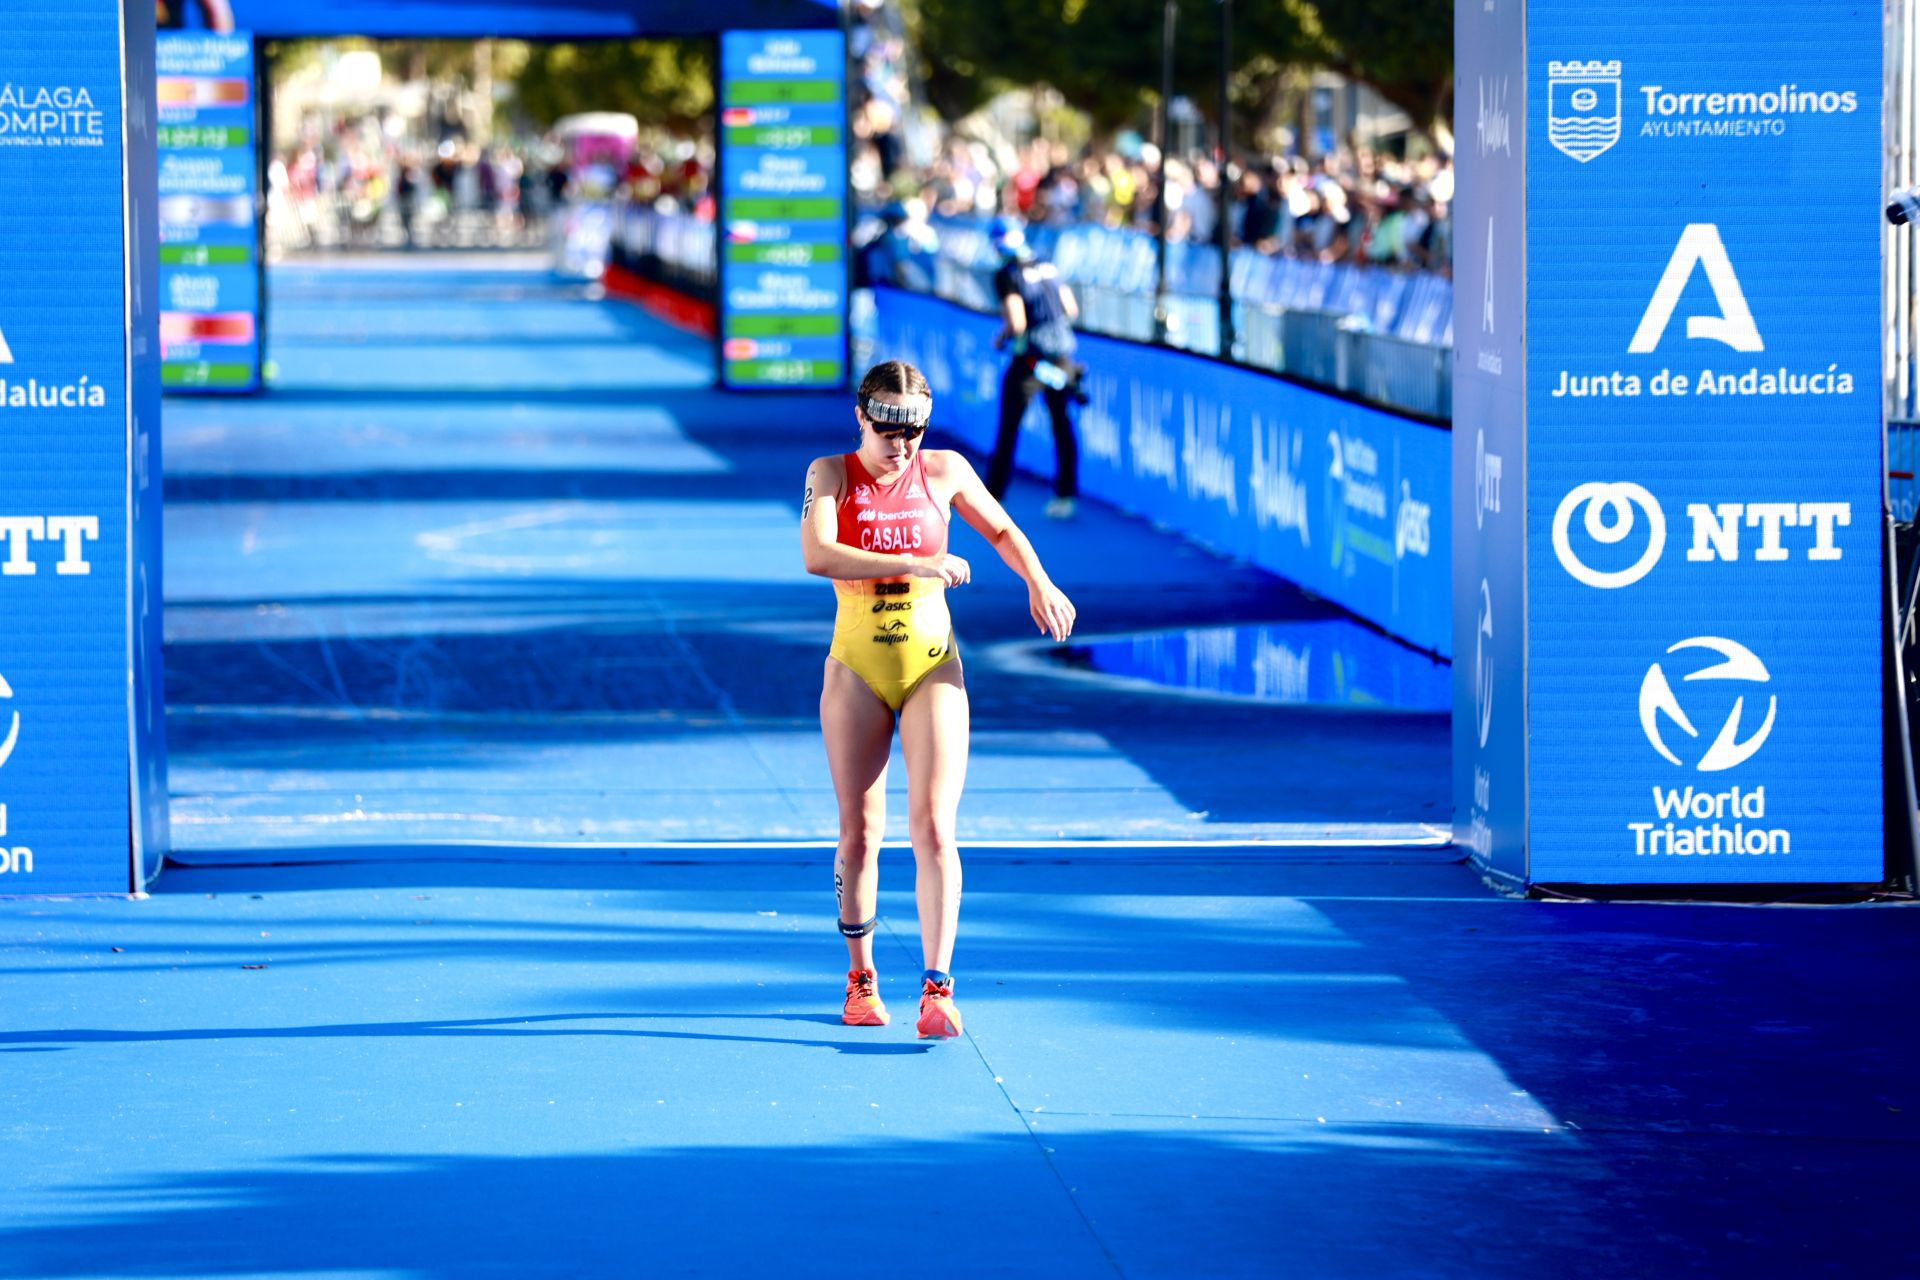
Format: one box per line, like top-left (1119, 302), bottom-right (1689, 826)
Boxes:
top-left (915, 979), bottom-right (963, 1039)
top-left (842, 969), bottom-right (890, 1026)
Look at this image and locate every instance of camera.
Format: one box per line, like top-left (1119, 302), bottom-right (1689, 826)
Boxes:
top-left (1891, 184), bottom-right (1920, 227)
top-left (1033, 358), bottom-right (1090, 405)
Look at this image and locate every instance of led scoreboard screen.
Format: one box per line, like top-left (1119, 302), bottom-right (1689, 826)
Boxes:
top-left (717, 31), bottom-right (848, 390)
top-left (155, 31), bottom-right (261, 392)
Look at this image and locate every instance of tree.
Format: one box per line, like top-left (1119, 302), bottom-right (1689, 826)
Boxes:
top-left (1292, 0), bottom-right (1454, 144)
top-left (912, 0), bottom-right (1312, 133)
top-left (907, 0), bottom-right (1452, 147)
top-left (511, 41), bottom-right (713, 135)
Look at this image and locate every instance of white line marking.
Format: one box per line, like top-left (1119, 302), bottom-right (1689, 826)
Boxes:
top-left (167, 830), bottom-right (1453, 852)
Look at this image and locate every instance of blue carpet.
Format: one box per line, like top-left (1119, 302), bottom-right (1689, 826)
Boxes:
top-left (160, 259), bottom-right (1448, 855)
top-left (1, 858), bottom-right (1914, 1277)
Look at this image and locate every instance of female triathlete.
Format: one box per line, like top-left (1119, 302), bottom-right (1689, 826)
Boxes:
top-left (800, 359), bottom-right (1076, 1038)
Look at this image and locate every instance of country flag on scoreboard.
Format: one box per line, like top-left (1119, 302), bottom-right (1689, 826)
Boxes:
top-left (161, 312), bottom-right (256, 349)
top-left (157, 76), bottom-right (249, 107)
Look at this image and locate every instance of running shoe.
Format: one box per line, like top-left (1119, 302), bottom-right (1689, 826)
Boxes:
top-left (915, 979), bottom-right (964, 1039)
top-left (842, 969), bottom-right (890, 1026)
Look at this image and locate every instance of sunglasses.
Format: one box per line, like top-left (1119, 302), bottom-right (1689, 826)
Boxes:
top-left (872, 423), bottom-right (926, 442)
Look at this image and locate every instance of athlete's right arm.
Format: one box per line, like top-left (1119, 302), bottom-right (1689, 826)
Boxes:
top-left (799, 456), bottom-right (970, 585)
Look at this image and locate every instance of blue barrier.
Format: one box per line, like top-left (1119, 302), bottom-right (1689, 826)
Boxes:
top-left (1394, 275), bottom-right (1453, 344)
top-left (836, 207), bottom-right (1461, 410)
top-left (924, 213), bottom-right (1453, 344)
top-left (871, 286), bottom-right (1451, 656)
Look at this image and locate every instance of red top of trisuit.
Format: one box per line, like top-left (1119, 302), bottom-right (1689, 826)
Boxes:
top-left (836, 452), bottom-right (949, 561)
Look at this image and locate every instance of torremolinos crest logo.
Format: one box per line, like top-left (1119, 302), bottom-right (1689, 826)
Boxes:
top-left (1548, 60), bottom-right (1622, 162)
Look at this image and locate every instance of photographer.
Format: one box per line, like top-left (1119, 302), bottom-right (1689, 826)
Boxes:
top-left (986, 215), bottom-right (1084, 518)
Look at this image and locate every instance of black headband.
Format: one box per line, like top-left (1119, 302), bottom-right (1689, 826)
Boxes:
top-left (860, 394), bottom-right (932, 428)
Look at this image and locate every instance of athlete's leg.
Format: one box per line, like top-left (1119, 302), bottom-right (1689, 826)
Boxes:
top-left (898, 661), bottom-right (969, 974)
top-left (986, 362), bottom-right (1033, 499)
top-left (821, 657), bottom-right (894, 972)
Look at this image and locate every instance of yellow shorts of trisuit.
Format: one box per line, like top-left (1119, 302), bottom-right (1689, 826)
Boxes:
top-left (829, 577), bottom-right (958, 712)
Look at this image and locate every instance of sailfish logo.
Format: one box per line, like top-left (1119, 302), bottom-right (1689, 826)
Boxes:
top-left (1548, 60), bottom-right (1622, 162)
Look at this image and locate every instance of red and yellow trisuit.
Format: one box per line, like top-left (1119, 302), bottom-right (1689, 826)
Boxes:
top-left (829, 447), bottom-right (957, 711)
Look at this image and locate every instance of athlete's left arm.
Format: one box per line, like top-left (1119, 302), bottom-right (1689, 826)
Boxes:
top-left (940, 453), bottom-right (1077, 642)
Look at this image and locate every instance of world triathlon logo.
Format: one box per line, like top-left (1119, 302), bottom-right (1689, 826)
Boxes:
top-left (0, 672), bottom-right (18, 770)
top-left (1548, 61), bottom-right (1622, 162)
top-left (1473, 580), bottom-right (1494, 749)
top-left (1638, 637), bottom-right (1776, 772)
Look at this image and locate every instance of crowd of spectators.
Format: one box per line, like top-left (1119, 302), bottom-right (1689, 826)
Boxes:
top-left (272, 2), bottom-right (1454, 283)
top-left (271, 129), bottom-right (561, 250)
top-left (843, 0), bottom-right (1452, 279)
top-left (269, 123), bottom-right (716, 252)
top-left (613, 141), bottom-right (715, 219)
top-left (857, 130), bottom-right (1454, 277)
